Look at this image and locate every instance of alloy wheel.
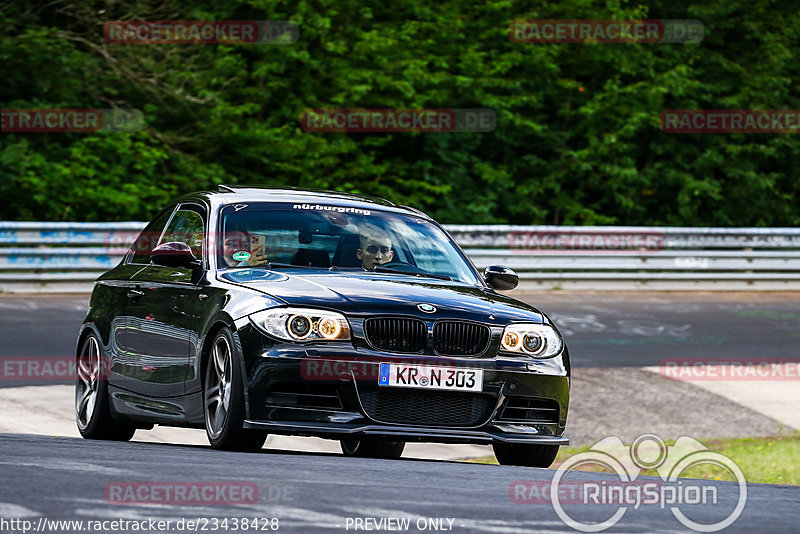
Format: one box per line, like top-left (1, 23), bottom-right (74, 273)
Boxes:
top-left (205, 335), bottom-right (233, 439)
top-left (75, 336), bottom-right (102, 430)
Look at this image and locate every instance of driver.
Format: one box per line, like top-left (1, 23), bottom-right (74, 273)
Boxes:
top-left (221, 229), bottom-right (269, 267)
top-left (356, 225), bottom-right (394, 269)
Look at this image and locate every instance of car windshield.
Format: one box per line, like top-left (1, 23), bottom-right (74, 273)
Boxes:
top-left (217, 202), bottom-right (480, 285)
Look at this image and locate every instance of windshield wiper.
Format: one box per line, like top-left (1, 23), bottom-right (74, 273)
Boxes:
top-left (373, 266), bottom-right (453, 281)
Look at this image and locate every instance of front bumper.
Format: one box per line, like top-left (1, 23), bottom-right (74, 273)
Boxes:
top-left (243, 419), bottom-right (570, 445)
top-left (238, 324), bottom-right (570, 445)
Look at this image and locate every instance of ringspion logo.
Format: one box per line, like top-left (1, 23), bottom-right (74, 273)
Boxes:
top-left (511, 480), bottom-right (665, 505)
top-left (546, 434), bottom-right (747, 532)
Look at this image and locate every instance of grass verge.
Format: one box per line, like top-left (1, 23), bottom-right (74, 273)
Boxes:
top-left (463, 434), bottom-right (800, 485)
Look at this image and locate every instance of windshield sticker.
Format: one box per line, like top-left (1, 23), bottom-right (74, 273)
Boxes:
top-left (232, 251), bottom-right (251, 261)
top-left (234, 204), bottom-right (248, 211)
top-left (293, 203), bottom-right (371, 216)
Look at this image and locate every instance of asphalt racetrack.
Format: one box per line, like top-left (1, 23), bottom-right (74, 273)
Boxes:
top-left (0, 292), bottom-right (798, 533)
top-left (0, 433), bottom-right (797, 533)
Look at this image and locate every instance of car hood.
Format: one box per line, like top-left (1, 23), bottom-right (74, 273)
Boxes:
top-left (219, 269), bottom-right (544, 324)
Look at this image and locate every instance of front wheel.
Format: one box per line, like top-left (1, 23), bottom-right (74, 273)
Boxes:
top-left (493, 442), bottom-right (559, 467)
top-left (75, 333), bottom-right (135, 441)
top-left (340, 439), bottom-right (405, 459)
top-left (204, 327), bottom-right (268, 452)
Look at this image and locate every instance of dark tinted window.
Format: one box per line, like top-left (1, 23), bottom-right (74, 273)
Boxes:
top-left (160, 207), bottom-right (205, 260)
top-left (217, 202), bottom-right (479, 284)
top-left (129, 207), bottom-right (175, 264)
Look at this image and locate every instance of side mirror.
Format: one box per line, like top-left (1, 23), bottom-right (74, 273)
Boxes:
top-left (151, 242), bottom-right (200, 269)
top-left (484, 265), bottom-right (519, 290)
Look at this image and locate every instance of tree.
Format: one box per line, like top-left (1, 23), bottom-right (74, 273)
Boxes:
top-left (1, 0), bottom-right (798, 225)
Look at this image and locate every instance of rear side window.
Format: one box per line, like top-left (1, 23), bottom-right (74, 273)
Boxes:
top-left (128, 208), bottom-right (175, 264)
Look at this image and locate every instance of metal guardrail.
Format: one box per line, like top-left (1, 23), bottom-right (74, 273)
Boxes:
top-left (1, 222), bottom-right (799, 292)
top-left (447, 225), bottom-right (800, 249)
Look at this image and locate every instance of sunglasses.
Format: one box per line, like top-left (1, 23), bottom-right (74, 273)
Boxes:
top-left (365, 245), bottom-right (391, 254)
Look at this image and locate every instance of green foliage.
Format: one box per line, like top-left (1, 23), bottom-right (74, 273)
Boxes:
top-left (1, 0), bottom-right (798, 224)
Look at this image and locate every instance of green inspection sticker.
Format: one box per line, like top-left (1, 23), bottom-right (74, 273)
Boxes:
top-left (232, 251), bottom-right (251, 261)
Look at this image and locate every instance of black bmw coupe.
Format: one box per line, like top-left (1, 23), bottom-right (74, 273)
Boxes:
top-left (76, 186), bottom-right (570, 466)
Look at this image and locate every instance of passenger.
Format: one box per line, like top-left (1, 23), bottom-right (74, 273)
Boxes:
top-left (221, 229), bottom-right (269, 267)
top-left (356, 225), bottom-right (394, 269)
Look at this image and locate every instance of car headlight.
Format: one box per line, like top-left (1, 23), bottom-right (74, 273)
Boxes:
top-left (500, 323), bottom-right (562, 358)
top-left (250, 308), bottom-right (351, 342)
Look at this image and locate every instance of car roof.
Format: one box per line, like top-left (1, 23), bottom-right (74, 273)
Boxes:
top-left (175, 186), bottom-right (431, 219)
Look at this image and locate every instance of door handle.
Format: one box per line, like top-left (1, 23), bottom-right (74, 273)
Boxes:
top-left (127, 289), bottom-right (145, 299)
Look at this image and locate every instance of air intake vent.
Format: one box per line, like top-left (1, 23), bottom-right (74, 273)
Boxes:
top-left (359, 387), bottom-right (494, 427)
top-left (265, 384), bottom-right (342, 410)
top-left (433, 321), bottom-right (490, 356)
top-left (498, 397), bottom-right (559, 424)
top-left (364, 318), bottom-right (427, 353)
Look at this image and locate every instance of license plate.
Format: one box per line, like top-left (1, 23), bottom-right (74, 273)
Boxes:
top-left (378, 363), bottom-right (483, 392)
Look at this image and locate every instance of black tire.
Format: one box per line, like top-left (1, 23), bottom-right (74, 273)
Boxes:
top-left (492, 442), bottom-right (559, 468)
top-left (340, 439), bottom-right (405, 459)
top-left (204, 327), bottom-right (268, 451)
top-left (75, 333), bottom-right (135, 441)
